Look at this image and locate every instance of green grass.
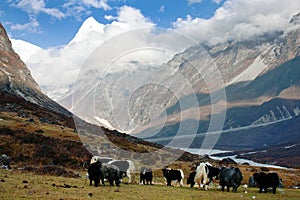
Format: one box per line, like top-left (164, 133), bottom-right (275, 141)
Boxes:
top-left (1, 169), bottom-right (300, 200)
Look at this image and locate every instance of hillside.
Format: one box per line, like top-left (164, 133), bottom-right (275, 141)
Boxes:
top-left (0, 90), bottom-right (201, 170)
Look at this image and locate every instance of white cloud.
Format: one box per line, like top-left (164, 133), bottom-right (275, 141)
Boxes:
top-left (81, 0), bottom-right (111, 10)
top-left (10, 16), bottom-right (40, 32)
top-left (9, 0), bottom-right (111, 29)
top-left (13, 0), bottom-right (65, 19)
top-left (63, 0), bottom-right (111, 20)
top-left (62, 0), bottom-right (89, 20)
top-left (187, 0), bottom-right (202, 5)
top-left (7, 0), bottom-right (64, 32)
top-left (159, 6), bottom-right (165, 13)
top-left (19, 6), bottom-right (156, 100)
top-left (188, 0), bottom-right (223, 5)
top-left (174, 0), bottom-right (300, 45)
top-left (115, 6), bottom-right (154, 28)
top-left (104, 15), bottom-right (116, 21)
top-left (212, 0), bottom-right (223, 4)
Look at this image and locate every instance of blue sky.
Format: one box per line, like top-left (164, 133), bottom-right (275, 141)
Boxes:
top-left (0, 0), bottom-right (224, 48)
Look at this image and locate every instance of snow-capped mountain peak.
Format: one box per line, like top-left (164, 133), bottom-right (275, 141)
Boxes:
top-left (68, 16), bottom-right (105, 45)
top-left (11, 39), bottom-right (42, 63)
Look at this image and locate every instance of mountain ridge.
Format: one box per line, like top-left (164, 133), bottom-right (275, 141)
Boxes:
top-left (137, 55), bottom-right (300, 142)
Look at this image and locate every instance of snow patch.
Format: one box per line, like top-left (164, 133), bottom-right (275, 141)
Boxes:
top-left (181, 148), bottom-right (286, 169)
top-left (210, 155), bottom-right (286, 169)
top-left (229, 55), bottom-right (269, 84)
top-left (11, 39), bottom-right (42, 62)
top-left (240, 150), bottom-right (267, 156)
top-left (176, 148), bottom-right (231, 155)
top-left (94, 116), bottom-right (115, 130)
top-left (282, 105), bottom-right (292, 118)
top-left (294, 107), bottom-right (300, 116)
top-left (284, 144), bottom-right (297, 149)
top-left (15, 89), bottom-right (38, 105)
top-left (252, 106), bottom-right (293, 126)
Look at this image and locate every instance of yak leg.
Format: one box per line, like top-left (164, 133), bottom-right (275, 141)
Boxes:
top-left (204, 184), bottom-right (209, 190)
top-left (179, 179), bottom-right (183, 187)
top-left (197, 181), bottom-right (201, 190)
top-left (101, 178), bottom-right (105, 186)
top-left (167, 179), bottom-right (172, 186)
top-left (232, 186), bottom-right (237, 193)
top-left (109, 178), bottom-right (114, 186)
top-left (272, 187), bottom-right (277, 194)
top-left (94, 179), bottom-right (100, 187)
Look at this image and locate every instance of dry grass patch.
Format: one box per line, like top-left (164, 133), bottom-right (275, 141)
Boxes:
top-left (0, 112), bottom-right (79, 141)
top-left (1, 169), bottom-right (300, 200)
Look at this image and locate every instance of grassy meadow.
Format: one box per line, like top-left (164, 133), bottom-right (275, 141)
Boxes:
top-left (1, 113), bottom-right (300, 199)
top-left (1, 169), bottom-right (300, 200)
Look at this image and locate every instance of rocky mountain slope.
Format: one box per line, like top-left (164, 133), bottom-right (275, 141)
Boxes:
top-left (60, 13), bottom-right (300, 138)
top-left (133, 14), bottom-right (300, 142)
top-left (0, 24), bottom-right (71, 116)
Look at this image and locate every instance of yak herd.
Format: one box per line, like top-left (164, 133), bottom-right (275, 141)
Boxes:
top-left (87, 156), bottom-right (281, 194)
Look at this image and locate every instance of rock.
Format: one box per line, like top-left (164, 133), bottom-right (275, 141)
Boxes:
top-left (26, 118), bottom-right (34, 123)
top-left (219, 157), bottom-right (237, 166)
top-left (260, 167), bottom-right (269, 172)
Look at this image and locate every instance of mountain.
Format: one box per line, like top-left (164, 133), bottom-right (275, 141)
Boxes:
top-left (72, 12), bottom-right (300, 167)
top-left (0, 23), bottom-right (87, 168)
top-left (10, 39), bottom-right (42, 63)
top-left (133, 23), bottom-right (300, 167)
top-left (0, 24), bottom-right (71, 116)
top-left (71, 13), bottom-right (300, 136)
top-left (68, 16), bottom-right (105, 45)
top-left (0, 23), bottom-right (199, 171)
top-left (6, 13), bottom-right (300, 167)
top-left (11, 16), bottom-right (141, 101)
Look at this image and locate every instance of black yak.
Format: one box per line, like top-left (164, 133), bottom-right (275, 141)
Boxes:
top-left (219, 167), bottom-right (243, 192)
top-left (253, 172), bottom-right (280, 194)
